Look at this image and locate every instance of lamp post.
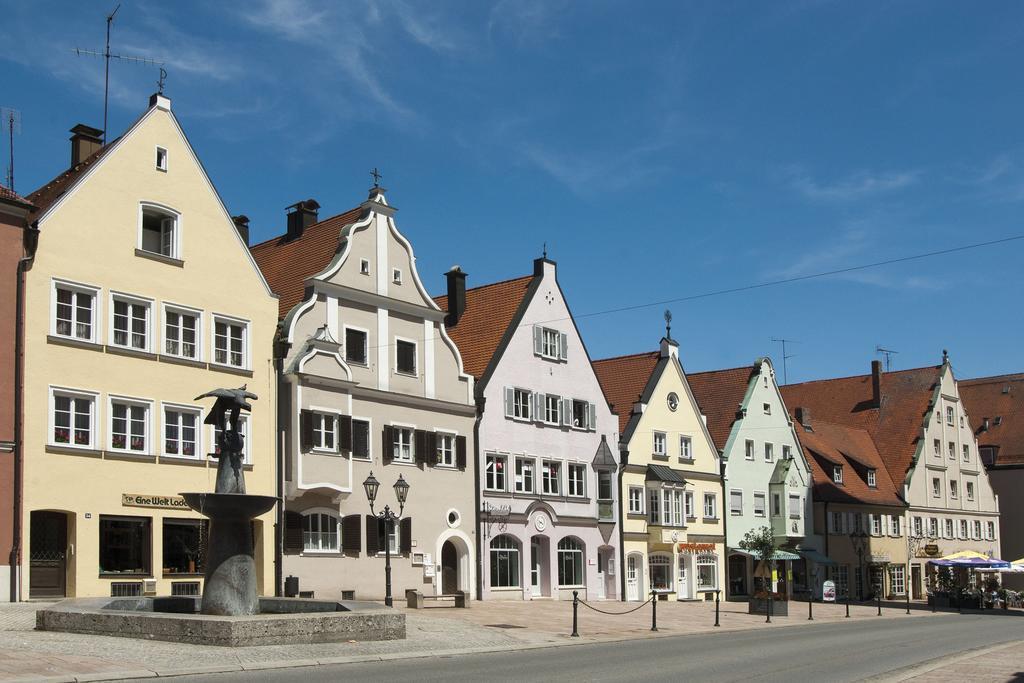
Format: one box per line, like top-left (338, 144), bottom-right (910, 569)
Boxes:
top-left (850, 531), bottom-right (869, 601)
top-left (363, 471), bottom-right (410, 607)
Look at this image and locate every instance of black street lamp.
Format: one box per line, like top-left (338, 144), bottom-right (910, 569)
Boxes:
top-left (850, 531), bottom-right (869, 601)
top-left (363, 471), bottom-right (410, 607)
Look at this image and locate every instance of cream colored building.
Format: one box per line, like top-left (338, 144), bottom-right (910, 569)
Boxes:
top-left (19, 94), bottom-right (278, 600)
top-left (595, 336), bottom-right (725, 602)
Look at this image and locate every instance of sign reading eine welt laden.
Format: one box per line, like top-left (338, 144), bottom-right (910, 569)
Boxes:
top-left (122, 494), bottom-right (190, 510)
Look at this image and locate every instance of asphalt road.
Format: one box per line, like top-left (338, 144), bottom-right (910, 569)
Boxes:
top-left (128, 612), bottom-right (1024, 682)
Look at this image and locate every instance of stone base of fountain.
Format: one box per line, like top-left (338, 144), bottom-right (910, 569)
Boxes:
top-left (36, 596), bottom-right (405, 646)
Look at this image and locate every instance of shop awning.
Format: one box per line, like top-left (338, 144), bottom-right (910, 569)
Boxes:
top-left (927, 550), bottom-right (1010, 569)
top-left (731, 548), bottom-right (801, 561)
top-left (798, 548), bottom-right (836, 565)
top-left (646, 464), bottom-right (685, 484)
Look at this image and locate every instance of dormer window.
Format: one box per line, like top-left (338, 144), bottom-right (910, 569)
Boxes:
top-left (833, 465), bottom-right (843, 484)
top-left (139, 204), bottom-right (179, 259)
top-left (867, 469), bottom-right (876, 488)
top-left (155, 146), bottom-right (167, 171)
top-left (360, 259), bottom-right (370, 275)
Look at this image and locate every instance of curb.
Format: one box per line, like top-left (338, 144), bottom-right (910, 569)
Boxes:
top-left (864, 640), bottom-right (1021, 682)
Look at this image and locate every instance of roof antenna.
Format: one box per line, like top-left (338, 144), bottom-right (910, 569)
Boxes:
top-left (664, 309), bottom-right (672, 340)
top-left (771, 337), bottom-right (799, 385)
top-left (1, 107), bottom-right (20, 192)
top-left (74, 4), bottom-right (165, 145)
top-left (543, 242), bottom-right (547, 259)
top-left (876, 345), bottom-right (899, 372)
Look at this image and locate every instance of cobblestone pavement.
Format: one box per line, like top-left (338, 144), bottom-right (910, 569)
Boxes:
top-left (884, 640), bottom-right (1024, 681)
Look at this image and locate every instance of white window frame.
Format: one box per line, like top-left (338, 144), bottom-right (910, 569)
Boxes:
top-left (946, 406), bottom-right (954, 426)
top-left (966, 481), bottom-right (975, 501)
top-left (51, 278), bottom-right (101, 343)
top-left (928, 517), bottom-right (939, 538)
top-left (210, 414), bottom-right (252, 465)
top-left (987, 521), bottom-right (996, 540)
top-left (679, 435), bottom-right (692, 460)
top-left (161, 401), bottom-right (202, 459)
top-left (392, 268), bottom-right (402, 284)
top-left (745, 439), bottom-right (754, 460)
top-left (653, 431), bottom-right (667, 456)
top-left (109, 291), bottom-right (153, 353)
top-left (485, 453), bottom-right (506, 492)
top-left (788, 494), bottom-right (801, 519)
top-left (514, 456), bottom-right (535, 493)
top-left (944, 518), bottom-right (954, 538)
top-left (962, 444), bottom-right (970, 463)
top-left (932, 477), bottom-right (941, 498)
top-left (889, 565), bottom-right (906, 596)
top-left (211, 314), bottom-right (250, 370)
top-left (436, 430), bottom-right (456, 467)
top-left (49, 386), bottom-right (99, 450)
top-left (764, 442), bottom-right (774, 462)
top-left (511, 388), bottom-right (532, 421)
top-left (394, 336), bottom-right (418, 377)
top-left (567, 463), bottom-right (586, 498)
top-left (696, 554), bottom-right (718, 591)
top-left (913, 516), bottom-right (923, 538)
top-left (891, 516), bottom-right (902, 537)
top-left (310, 409), bottom-right (339, 453)
top-left (648, 553), bottom-right (673, 592)
top-left (343, 325), bottom-right (370, 366)
top-left (933, 439), bottom-right (941, 457)
top-left (302, 509), bottom-right (341, 553)
top-left (959, 519), bottom-right (968, 539)
top-left (973, 520), bottom-right (982, 539)
top-left (703, 493), bottom-right (717, 519)
top-left (541, 327), bottom-right (561, 360)
top-left (867, 469), bottom-right (876, 488)
top-left (359, 258), bottom-right (370, 275)
top-left (833, 465), bottom-right (843, 483)
top-left (753, 491), bottom-right (766, 518)
top-left (544, 394), bottom-right (561, 425)
top-left (684, 491), bottom-right (694, 518)
top-left (108, 394), bottom-right (153, 456)
top-left (950, 480), bottom-right (958, 499)
top-left (138, 201), bottom-right (181, 260)
top-left (155, 146), bottom-right (168, 171)
top-left (162, 302), bottom-right (202, 361)
top-left (542, 460), bottom-right (561, 496)
top-left (570, 399), bottom-right (593, 430)
top-left (871, 514), bottom-right (882, 536)
top-left (948, 441), bottom-right (956, 460)
top-left (390, 424), bottom-right (415, 463)
top-left (350, 416), bottom-right (372, 461)
top-left (729, 489), bottom-right (743, 516)
top-left (628, 486), bottom-right (644, 514)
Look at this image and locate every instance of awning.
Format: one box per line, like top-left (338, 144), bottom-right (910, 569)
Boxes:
top-left (798, 548), bottom-right (836, 565)
top-left (646, 464), bottom-right (685, 484)
top-left (731, 548), bottom-right (801, 561)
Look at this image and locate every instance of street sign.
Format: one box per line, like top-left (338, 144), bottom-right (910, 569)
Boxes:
top-left (823, 580), bottom-right (836, 602)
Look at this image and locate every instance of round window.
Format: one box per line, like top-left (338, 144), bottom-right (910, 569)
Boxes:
top-left (447, 509), bottom-right (461, 528)
top-left (667, 392), bottom-right (679, 412)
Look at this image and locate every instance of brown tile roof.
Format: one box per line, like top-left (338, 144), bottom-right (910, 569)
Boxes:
top-left (960, 373), bottom-right (1024, 466)
top-left (687, 365), bottom-right (757, 451)
top-left (0, 185), bottom-right (33, 207)
top-left (250, 206), bottom-right (365, 319)
top-left (434, 275), bottom-right (534, 379)
top-left (592, 351), bottom-right (661, 435)
top-left (781, 365), bottom-right (941, 490)
top-left (26, 141), bottom-right (116, 218)
top-left (797, 420), bottom-right (904, 507)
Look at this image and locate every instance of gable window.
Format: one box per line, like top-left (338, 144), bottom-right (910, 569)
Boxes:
top-left (515, 458), bottom-right (534, 493)
top-left (345, 328), bottom-right (368, 365)
top-left (653, 431), bottom-right (667, 456)
top-left (782, 445), bottom-right (792, 459)
top-left (51, 389), bottom-right (96, 448)
top-left (763, 403), bottom-right (771, 415)
top-left (933, 439), bottom-right (940, 456)
top-left (110, 398), bottom-right (150, 454)
top-left (163, 406), bottom-right (199, 458)
top-left (960, 415), bottom-right (965, 428)
top-left (54, 281), bottom-right (98, 342)
top-left (571, 399), bottom-right (594, 430)
top-left (745, 439), bottom-right (754, 460)
top-left (764, 443), bottom-right (774, 462)
top-left (962, 444), bottom-right (970, 462)
top-left (867, 469), bottom-right (876, 488)
top-left (139, 205), bottom-right (179, 259)
top-left (436, 433), bottom-right (455, 467)
top-left (703, 493), bottom-right (717, 519)
top-left (302, 512), bottom-right (339, 552)
top-left (544, 395), bottom-right (561, 425)
top-left (164, 306), bottom-right (199, 359)
top-left (395, 339), bottom-right (417, 375)
top-left (111, 295), bottom-right (150, 351)
top-left (966, 481), bottom-right (975, 501)
top-left (359, 259), bottom-right (370, 275)
top-left (392, 268), bottom-right (402, 284)
top-left (729, 489), bottom-right (743, 516)
top-left (351, 419), bottom-right (370, 459)
top-left (567, 463), bottom-right (586, 497)
top-left (628, 486), bottom-right (644, 514)
top-left (833, 465), bottom-right (843, 484)
top-left (932, 477), bottom-right (941, 498)
top-left (946, 406), bottom-right (954, 425)
top-left (485, 454), bottom-right (506, 491)
top-left (534, 325), bottom-right (566, 361)
top-left (679, 435), bottom-right (693, 460)
top-left (155, 146), bottom-right (167, 171)
top-left (391, 426), bottom-right (413, 462)
top-left (542, 461), bottom-right (561, 495)
top-left (507, 388), bottom-right (531, 420)
top-left (753, 492), bottom-right (766, 517)
top-left (213, 317), bottom-right (247, 369)
top-left (312, 413), bottom-right (337, 452)
top-left (948, 441), bottom-right (955, 460)
top-left (949, 480), bottom-right (958, 499)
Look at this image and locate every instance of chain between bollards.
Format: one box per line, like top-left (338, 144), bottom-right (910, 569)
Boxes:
top-left (714, 589), bottom-right (720, 627)
top-left (651, 591), bottom-right (658, 632)
top-left (845, 590), bottom-right (850, 618)
top-left (571, 590), bottom-right (579, 637)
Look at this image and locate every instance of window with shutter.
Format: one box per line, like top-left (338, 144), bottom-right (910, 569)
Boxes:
top-left (365, 515), bottom-right (380, 555)
top-left (588, 403), bottom-right (597, 431)
top-left (382, 426), bottom-right (393, 464)
top-left (559, 332), bottom-right (568, 360)
top-left (561, 398), bottom-right (572, 426)
top-left (284, 511), bottom-right (304, 554)
top-left (400, 518), bottom-right (412, 555)
top-left (414, 430), bottom-right (427, 464)
top-left (339, 415), bottom-right (353, 452)
top-left (351, 419), bottom-right (370, 460)
top-left (455, 435), bottom-right (467, 469)
top-left (341, 515), bottom-right (361, 555)
top-left (504, 387), bottom-right (514, 418)
top-left (299, 410), bottom-right (314, 453)
top-left (533, 326), bottom-right (543, 356)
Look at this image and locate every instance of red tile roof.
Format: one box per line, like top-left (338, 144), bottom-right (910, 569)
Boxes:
top-left (435, 275), bottom-right (534, 379)
top-left (26, 141), bottom-right (116, 218)
top-left (960, 373), bottom-right (1024, 466)
top-left (796, 420), bottom-right (904, 506)
top-left (0, 185), bottom-right (33, 207)
top-left (781, 365), bottom-right (941, 490)
top-left (250, 206), bottom-right (365, 319)
top-left (592, 351), bottom-right (661, 435)
top-left (687, 365), bottom-right (757, 451)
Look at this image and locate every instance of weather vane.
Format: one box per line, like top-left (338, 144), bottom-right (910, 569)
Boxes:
top-left (664, 309), bottom-right (672, 339)
top-left (371, 167), bottom-right (382, 188)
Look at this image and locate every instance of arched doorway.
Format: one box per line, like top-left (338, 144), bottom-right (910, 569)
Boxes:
top-left (441, 540), bottom-right (459, 594)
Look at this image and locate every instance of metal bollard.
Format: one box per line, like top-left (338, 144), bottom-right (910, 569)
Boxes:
top-left (808, 593), bottom-right (814, 621)
top-left (571, 590), bottom-right (579, 637)
top-left (845, 591), bottom-right (850, 618)
top-left (766, 594), bottom-right (772, 624)
top-left (714, 589), bottom-right (720, 627)
top-left (877, 590), bottom-right (882, 616)
top-left (932, 592), bottom-right (936, 613)
top-left (651, 592), bottom-right (658, 632)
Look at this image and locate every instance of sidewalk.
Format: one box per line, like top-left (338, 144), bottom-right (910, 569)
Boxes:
top-left (0, 598), bottom-right (996, 682)
top-left (878, 640), bottom-right (1024, 681)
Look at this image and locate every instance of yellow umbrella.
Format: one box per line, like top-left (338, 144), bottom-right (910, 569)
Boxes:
top-left (938, 550), bottom-right (990, 561)
top-left (1012, 557), bottom-right (1024, 566)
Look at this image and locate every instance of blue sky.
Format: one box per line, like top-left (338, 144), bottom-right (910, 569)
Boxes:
top-left (2, 1), bottom-right (1023, 383)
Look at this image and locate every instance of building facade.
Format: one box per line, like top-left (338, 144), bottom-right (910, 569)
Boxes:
top-left (595, 336), bottom-right (725, 602)
top-left (19, 94), bottom-right (279, 600)
top-left (437, 258), bottom-right (619, 601)
top-left (689, 360), bottom-right (815, 600)
top-left (252, 187), bottom-right (477, 601)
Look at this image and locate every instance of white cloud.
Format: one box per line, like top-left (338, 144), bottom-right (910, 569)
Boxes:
top-left (784, 166), bottom-right (920, 201)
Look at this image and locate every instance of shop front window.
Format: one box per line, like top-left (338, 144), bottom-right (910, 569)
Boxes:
top-left (99, 516), bottom-right (151, 575)
top-left (649, 554), bottom-right (672, 591)
top-left (163, 518), bottom-right (205, 574)
top-left (697, 554), bottom-right (718, 590)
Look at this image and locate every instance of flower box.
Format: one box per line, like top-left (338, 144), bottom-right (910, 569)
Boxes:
top-left (748, 598), bottom-right (788, 616)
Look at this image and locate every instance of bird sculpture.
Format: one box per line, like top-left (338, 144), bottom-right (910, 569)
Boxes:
top-left (195, 385), bottom-right (258, 494)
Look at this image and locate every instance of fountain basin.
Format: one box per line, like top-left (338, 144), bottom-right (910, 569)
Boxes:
top-left (180, 492), bottom-right (277, 519)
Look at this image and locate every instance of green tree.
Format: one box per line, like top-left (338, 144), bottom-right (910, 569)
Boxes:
top-left (739, 525), bottom-right (780, 622)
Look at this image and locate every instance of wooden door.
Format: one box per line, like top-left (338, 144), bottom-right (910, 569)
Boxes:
top-left (30, 511), bottom-right (67, 599)
top-left (441, 541), bottom-right (458, 594)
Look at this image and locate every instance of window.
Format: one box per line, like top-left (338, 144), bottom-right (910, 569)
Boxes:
top-left (944, 519), bottom-right (954, 538)
top-left (567, 464), bottom-right (586, 497)
top-left (140, 206), bottom-right (178, 258)
top-left (110, 399), bottom-right (149, 454)
top-left (514, 457), bottom-right (534, 493)
top-left (163, 407), bottom-right (199, 457)
top-left (312, 413), bottom-right (336, 452)
top-left (659, 489), bottom-right (684, 527)
top-left (890, 565), bottom-right (906, 596)
top-left (213, 317), bottom-right (247, 368)
top-left (763, 403), bottom-right (771, 415)
top-left (833, 465), bottom-right (843, 484)
top-left (764, 443), bottom-right (774, 462)
top-left (962, 444), bottom-right (970, 463)
top-left (163, 519), bottom-right (203, 574)
top-left (783, 445), bottom-right (792, 460)
top-left (557, 537), bottom-right (584, 587)
top-left (966, 482), bottom-right (975, 501)
top-left (164, 307), bottom-right (199, 359)
top-left (437, 433), bottom-right (455, 467)
top-left (572, 400), bottom-right (592, 430)
top-left (395, 339), bottom-right (417, 375)
top-left (772, 493), bottom-right (782, 517)
top-left (303, 512), bottom-right (340, 552)
top-left (359, 259), bottom-right (370, 275)
top-left (729, 489), bottom-right (743, 516)
top-left (753, 492), bottom-right (766, 517)
top-left (697, 555), bottom-right (718, 590)
top-left (973, 520), bottom-right (982, 539)
top-left (649, 554), bottom-right (672, 591)
top-left (932, 477), bottom-right (941, 497)
top-left (913, 516), bottom-right (923, 538)
top-left (351, 419), bottom-right (370, 459)
top-left (871, 514), bottom-right (882, 536)
top-left (684, 491), bottom-right (694, 518)
top-left (703, 493), bottom-right (717, 519)
top-left (948, 441), bottom-right (955, 460)
top-left (111, 296), bottom-right (150, 351)
top-left (745, 439), bottom-right (754, 460)
top-left (598, 471), bottom-right (613, 501)
top-left (831, 512), bottom-right (844, 534)
top-left (987, 521), bottom-right (996, 540)
top-left (832, 565), bottom-right (849, 598)
top-left (933, 439), bottom-right (941, 456)
top-left (648, 488), bottom-right (660, 525)
top-left (155, 146), bottom-right (167, 171)
top-left (679, 436), bottom-right (692, 460)
top-left (212, 414), bottom-right (251, 465)
top-left (345, 328), bottom-right (368, 365)
top-left (891, 516), bottom-right (901, 537)
top-left (928, 518), bottom-right (938, 537)
top-left (543, 461), bottom-right (561, 495)
top-left (544, 395), bottom-right (561, 424)
top-left (541, 327), bottom-right (560, 359)
top-left (959, 519), bottom-right (968, 539)
top-left (511, 388), bottom-right (531, 420)
top-left (51, 390), bottom-right (96, 448)
top-left (960, 415), bottom-right (965, 428)
top-left (950, 480), bottom-right (958, 499)
top-left (490, 536), bottom-right (520, 588)
top-left (99, 516), bottom-right (151, 575)
top-left (485, 454), bottom-right (506, 491)
top-left (628, 486), bottom-right (644, 514)
top-left (669, 489), bottom-right (683, 526)
top-left (392, 268), bottom-right (402, 284)
top-left (788, 494), bottom-right (801, 519)
top-left (653, 431), bottom-right (667, 456)
top-left (376, 518), bottom-right (398, 555)
top-left (946, 406), bottom-right (954, 425)
top-left (867, 469), bottom-right (876, 488)
top-left (391, 427), bottom-right (413, 462)
top-left (54, 282), bottom-right (98, 341)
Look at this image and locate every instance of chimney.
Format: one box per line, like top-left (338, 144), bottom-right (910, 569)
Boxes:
top-left (795, 406), bottom-right (811, 429)
top-left (445, 266), bottom-right (467, 326)
top-left (69, 124), bottom-right (103, 167)
top-left (871, 359), bottom-right (882, 407)
top-left (232, 215), bottom-right (250, 246)
top-left (285, 199), bottom-right (320, 241)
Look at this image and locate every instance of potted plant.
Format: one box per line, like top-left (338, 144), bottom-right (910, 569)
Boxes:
top-left (740, 526), bottom-right (785, 617)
